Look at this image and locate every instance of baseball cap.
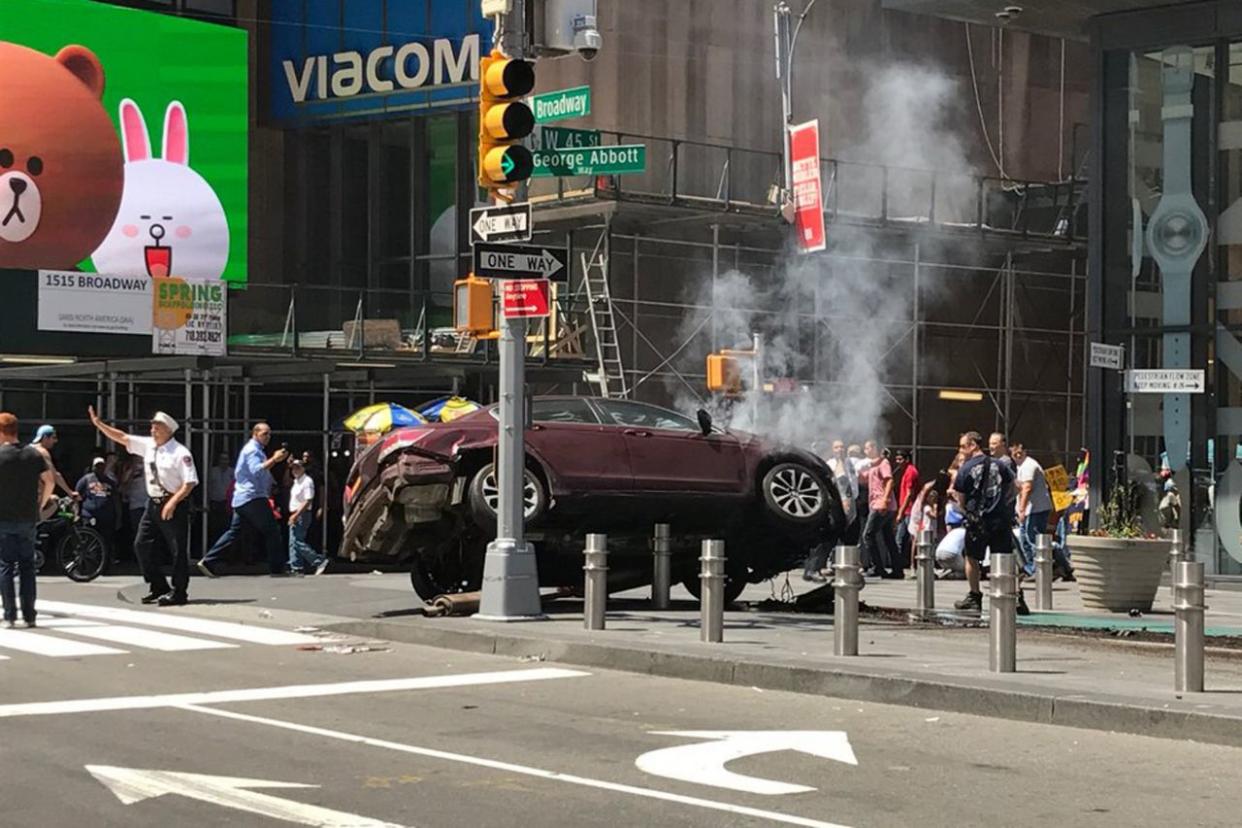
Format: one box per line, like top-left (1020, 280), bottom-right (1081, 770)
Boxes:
top-left (150, 411), bottom-right (179, 434)
top-left (31, 424), bottom-right (55, 443)
top-left (92, 456), bottom-right (106, 467)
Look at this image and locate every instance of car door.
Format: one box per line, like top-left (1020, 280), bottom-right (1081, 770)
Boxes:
top-left (593, 400), bottom-right (745, 495)
top-left (522, 397), bottom-right (631, 494)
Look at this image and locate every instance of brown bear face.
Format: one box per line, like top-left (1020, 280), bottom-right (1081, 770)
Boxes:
top-left (0, 42), bottom-right (124, 270)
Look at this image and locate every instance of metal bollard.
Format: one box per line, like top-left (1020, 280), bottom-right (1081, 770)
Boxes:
top-left (1174, 561), bottom-right (1206, 693)
top-left (1168, 528), bottom-right (1185, 576)
top-left (915, 528), bottom-right (935, 616)
top-left (1034, 533), bottom-right (1053, 611)
top-left (832, 545), bottom-right (861, 656)
top-left (583, 534), bottom-right (608, 631)
top-left (699, 539), bottom-right (726, 643)
top-left (652, 523), bottom-right (672, 610)
top-left (989, 553), bottom-right (1018, 673)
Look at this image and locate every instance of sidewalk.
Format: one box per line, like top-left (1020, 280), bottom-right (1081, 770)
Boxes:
top-left (323, 573), bottom-right (1242, 748)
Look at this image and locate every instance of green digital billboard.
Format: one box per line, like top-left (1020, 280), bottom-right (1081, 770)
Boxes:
top-left (1, 0), bottom-right (248, 282)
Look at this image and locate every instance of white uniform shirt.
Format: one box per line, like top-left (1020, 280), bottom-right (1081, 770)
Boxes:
top-left (289, 475), bottom-right (315, 514)
top-left (125, 435), bottom-right (198, 499)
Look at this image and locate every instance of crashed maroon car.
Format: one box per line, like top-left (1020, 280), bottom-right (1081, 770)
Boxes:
top-left (342, 396), bottom-right (844, 601)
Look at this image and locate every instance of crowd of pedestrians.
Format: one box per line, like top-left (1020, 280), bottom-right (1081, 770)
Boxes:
top-left (814, 432), bottom-right (1086, 613)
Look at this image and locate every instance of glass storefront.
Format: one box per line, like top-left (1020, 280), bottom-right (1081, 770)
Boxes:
top-left (1097, 16), bottom-right (1242, 574)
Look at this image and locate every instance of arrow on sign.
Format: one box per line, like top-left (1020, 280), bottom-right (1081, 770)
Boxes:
top-left (87, 765), bottom-right (406, 827)
top-left (473, 212), bottom-right (529, 242)
top-left (635, 731), bottom-right (857, 796)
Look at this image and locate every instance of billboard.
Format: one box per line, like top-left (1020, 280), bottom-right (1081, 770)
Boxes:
top-left (1, 0), bottom-right (248, 282)
top-left (269, 0), bottom-right (486, 124)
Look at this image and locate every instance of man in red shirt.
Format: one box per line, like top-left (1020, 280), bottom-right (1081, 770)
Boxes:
top-left (893, 448), bottom-right (920, 576)
top-left (859, 441), bottom-right (901, 578)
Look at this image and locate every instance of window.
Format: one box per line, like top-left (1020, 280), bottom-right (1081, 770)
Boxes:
top-left (531, 399), bottom-right (599, 424)
top-left (597, 400), bottom-right (700, 432)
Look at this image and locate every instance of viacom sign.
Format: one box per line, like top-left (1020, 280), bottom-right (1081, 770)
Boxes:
top-left (268, 3), bottom-right (488, 123)
top-left (282, 34), bottom-right (479, 105)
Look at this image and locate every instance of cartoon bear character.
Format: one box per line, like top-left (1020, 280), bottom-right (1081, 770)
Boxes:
top-left (0, 42), bottom-right (124, 269)
top-left (91, 99), bottom-right (230, 280)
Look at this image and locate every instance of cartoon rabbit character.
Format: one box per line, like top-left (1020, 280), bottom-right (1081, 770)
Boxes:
top-left (91, 99), bottom-right (229, 280)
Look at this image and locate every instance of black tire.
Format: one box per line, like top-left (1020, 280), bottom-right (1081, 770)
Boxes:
top-left (760, 461), bottom-right (831, 527)
top-left (467, 462), bottom-right (547, 529)
top-left (56, 527), bottom-right (108, 582)
top-left (681, 562), bottom-right (749, 604)
top-left (409, 543), bottom-right (483, 601)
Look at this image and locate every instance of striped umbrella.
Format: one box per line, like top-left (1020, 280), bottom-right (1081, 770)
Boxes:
top-left (341, 402), bottom-right (427, 434)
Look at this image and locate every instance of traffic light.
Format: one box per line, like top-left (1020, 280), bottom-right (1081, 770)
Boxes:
top-left (478, 50), bottom-right (535, 195)
top-left (706, 354), bottom-right (742, 395)
top-left (454, 274), bottom-right (495, 335)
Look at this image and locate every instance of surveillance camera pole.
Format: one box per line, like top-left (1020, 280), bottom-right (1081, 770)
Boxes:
top-left (477, 0), bottom-right (544, 621)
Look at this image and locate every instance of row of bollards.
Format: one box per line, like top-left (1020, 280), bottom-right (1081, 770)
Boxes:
top-left (577, 526), bottom-right (1209, 692)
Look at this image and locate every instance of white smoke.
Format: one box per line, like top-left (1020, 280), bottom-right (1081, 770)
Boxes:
top-left (670, 61), bottom-right (978, 453)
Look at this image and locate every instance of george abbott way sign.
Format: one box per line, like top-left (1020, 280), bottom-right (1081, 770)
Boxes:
top-left (281, 34), bottom-right (480, 106)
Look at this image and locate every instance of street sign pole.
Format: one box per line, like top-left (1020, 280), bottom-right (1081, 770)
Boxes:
top-left (477, 0), bottom-right (544, 621)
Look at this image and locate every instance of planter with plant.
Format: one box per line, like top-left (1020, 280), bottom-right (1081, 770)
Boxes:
top-left (1073, 480), bottom-right (1170, 612)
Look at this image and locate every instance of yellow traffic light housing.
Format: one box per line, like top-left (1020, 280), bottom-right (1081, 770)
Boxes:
top-left (706, 354), bottom-right (742, 394)
top-left (478, 51), bottom-right (535, 195)
top-left (454, 274), bottom-right (495, 335)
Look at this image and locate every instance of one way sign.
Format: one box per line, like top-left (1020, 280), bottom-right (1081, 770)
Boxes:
top-left (473, 243), bottom-right (568, 282)
top-left (470, 202), bottom-right (532, 244)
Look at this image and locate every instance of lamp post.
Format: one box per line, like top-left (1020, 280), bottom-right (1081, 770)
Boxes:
top-left (773, 0), bottom-right (818, 221)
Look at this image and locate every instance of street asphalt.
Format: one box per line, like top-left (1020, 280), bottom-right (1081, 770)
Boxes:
top-left (2, 572), bottom-right (1240, 827)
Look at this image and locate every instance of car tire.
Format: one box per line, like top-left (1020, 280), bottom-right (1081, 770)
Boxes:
top-left (467, 462), bottom-right (547, 529)
top-left (760, 461), bottom-right (830, 527)
top-left (409, 545), bottom-right (483, 601)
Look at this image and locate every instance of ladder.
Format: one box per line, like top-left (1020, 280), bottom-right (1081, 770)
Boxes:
top-left (581, 231), bottom-right (629, 398)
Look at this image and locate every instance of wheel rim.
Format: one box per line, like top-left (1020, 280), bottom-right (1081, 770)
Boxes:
top-left (769, 467), bottom-right (823, 518)
top-left (61, 530), bottom-right (104, 577)
top-left (481, 470), bottom-right (539, 519)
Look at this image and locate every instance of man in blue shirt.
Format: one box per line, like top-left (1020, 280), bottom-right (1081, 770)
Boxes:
top-left (198, 422), bottom-right (289, 577)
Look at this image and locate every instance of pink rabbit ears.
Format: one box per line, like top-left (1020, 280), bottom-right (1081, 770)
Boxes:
top-left (119, 99), bottom-right (189, 165)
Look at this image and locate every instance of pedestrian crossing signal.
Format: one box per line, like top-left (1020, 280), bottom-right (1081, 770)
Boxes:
top-left (478, 51), bottom-right (535, 195)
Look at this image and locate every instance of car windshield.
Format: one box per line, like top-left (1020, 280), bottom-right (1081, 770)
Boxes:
top-left (597, 400), bottom-right (700, 432)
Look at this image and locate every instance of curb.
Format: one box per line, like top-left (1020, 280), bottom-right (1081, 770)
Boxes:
top-left (325, 618), bottom-right (1242, 749)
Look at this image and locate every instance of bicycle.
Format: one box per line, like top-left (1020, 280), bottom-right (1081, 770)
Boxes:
top-left (35, 496), bottom-right (109, 583)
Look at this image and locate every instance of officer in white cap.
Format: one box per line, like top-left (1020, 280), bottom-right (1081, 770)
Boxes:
top-left (88, 405), bottom-right (198, 605)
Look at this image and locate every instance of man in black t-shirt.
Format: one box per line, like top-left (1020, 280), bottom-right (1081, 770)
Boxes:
top-left (952, 431), bottom-right (1028, 614)
top-left (0, 412), bottom-right (54, 628)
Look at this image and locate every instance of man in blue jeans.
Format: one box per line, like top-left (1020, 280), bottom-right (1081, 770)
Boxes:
top-left (0, 412), bottom-right (54, 628)
top-left (1012, 442), bottom-right (1074, 579)
top-left (198, 421), bottom-right (289, 577)
top-left (286, 459), bottom-right (328, 575)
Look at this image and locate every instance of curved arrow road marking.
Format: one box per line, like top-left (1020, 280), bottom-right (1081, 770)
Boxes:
top-left (635, 731), bottom-right (858, 796)
top-left (88, 765), bottom-right (407, 828)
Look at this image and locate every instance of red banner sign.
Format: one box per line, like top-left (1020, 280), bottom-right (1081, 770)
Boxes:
top-left (789, 120), bottom-right (826, 253)
top-left (501, 278), bottom-right (551, 319)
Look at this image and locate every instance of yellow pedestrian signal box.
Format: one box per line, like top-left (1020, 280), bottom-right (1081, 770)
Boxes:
top-left (706, 354), bottom-right (742, 394)
top-left (454, 275), bottom-right (495, 335)
top-left (478, 51), bottom-right (535, 195)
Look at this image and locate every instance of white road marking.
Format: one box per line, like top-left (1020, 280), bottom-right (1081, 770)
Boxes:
top-left (635, 731), bottom-right (858, 795)
top-left (0, 628), bottom-right (125, 658)
top-left (60, 625), bottom-right (237, 652)
top-left (33, 617), bottom-right (103, 628)
top-left (88, 766), bottom-right (407, 828)
top-left (0, 668), bottom-right (588, 718)
top-left (178, 705), bottom-right (854, 828)
top-left (37, 601), bottom-right (318, 646)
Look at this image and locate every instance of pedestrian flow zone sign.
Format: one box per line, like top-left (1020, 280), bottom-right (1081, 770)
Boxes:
top-left (1125, 369), bottom-right (1204, 393)
top-left (473, 243), bottom-right (568, 282)
top-left (471, 203), bottom-right (533, 244)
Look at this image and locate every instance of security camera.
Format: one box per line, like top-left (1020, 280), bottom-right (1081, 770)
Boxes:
top-left (537, 0), bottom-right (602, 61)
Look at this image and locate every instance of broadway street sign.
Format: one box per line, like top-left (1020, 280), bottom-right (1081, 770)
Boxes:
top-left (531, 144), bottom-right (646, 178)
top-left (470, 202), bottom-right (533, 244)
top-left (473, 243), bottom-right (567, 282)
top-left (531, 85), bottom-right (591, 123)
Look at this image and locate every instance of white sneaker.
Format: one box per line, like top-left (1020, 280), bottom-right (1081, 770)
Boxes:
top-left (313, 559), bottom-right (329, 576)
top-left (3, 620), bottom-right (14, 630)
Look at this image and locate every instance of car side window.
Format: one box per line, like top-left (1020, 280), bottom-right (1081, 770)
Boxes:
top-left (531, 399), bottom-right (599, 424)
top-left (598, 400), bottom-right (699, 432)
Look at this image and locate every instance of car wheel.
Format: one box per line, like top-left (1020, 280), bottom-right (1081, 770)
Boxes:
top-left (467, 462), bottom-right (547, 529)
top-left (409, 546), bottom-right (483, 601)
top-left (761, 462), bottom-right (829, 526)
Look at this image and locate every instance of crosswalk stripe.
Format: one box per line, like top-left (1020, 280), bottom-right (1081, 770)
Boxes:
top-left (59, 625), bottom-right (238, 652)
top-left (36, 601), bottom-right (318, 646)
top-left (0, 629), bottom-right (125, 658)
top-left (36, 618), bottom-right (104, 629)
